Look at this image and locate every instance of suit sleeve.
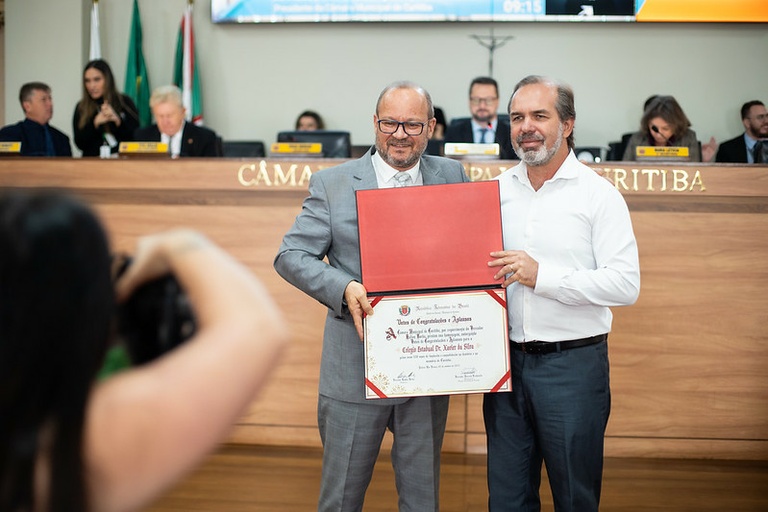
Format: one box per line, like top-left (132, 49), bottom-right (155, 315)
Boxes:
top-left (200, 130), bottom-right (219, 157)
top-left (73, 105), bottom-right (101, 154)
top-left (444, 120), bottom-right (470, 143)
top-left (114, 96), bottom-right (140, 143)
top-left (622, 132), bottom-right (640, 161)
top-left (274, 172), bottom-right (356, 317)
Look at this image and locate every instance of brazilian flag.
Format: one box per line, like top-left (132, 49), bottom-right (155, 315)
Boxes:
top-left (124, 0), bottom-right (152, 127)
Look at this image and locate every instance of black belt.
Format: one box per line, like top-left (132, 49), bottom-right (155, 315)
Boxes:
top-left (511, 334), bottom-right (607, 355)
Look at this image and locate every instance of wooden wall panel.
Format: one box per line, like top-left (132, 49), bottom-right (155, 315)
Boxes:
top-left (2, 158), bottom-right (766, 460)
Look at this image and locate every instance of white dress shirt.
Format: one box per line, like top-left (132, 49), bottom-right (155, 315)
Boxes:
top-left (372, 150), bottom-right (423, 188)
top-left (744, 133), bottom-right (759, 164)
top-left (160, 120), bottom-right (185, 157)
top-left (495, 151), bottom-right (640, 342)
top-left (472, 119), bottom-right (496, 144)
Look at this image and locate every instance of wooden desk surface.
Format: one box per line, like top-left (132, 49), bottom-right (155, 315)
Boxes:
top-left (2, 157), bottom-right (767, 460)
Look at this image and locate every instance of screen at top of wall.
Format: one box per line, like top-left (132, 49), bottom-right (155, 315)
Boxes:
top-left (211, 1), bottom-right (768, 24)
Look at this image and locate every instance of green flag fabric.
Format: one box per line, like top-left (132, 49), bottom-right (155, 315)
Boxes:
top-left (173, 2), bottom-right (203, 125)
top-left (124, 0), bottom-right (152, 127)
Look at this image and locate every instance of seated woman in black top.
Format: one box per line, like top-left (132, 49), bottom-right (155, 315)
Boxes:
top-left (73, 60), bottom-right (139, 157)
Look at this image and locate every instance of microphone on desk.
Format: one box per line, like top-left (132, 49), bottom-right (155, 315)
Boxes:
top-left (651, 125), bottom-right (673, 145)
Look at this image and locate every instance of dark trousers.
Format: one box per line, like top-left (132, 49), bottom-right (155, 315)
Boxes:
top-left (483, 341), bottom-right (611, 512)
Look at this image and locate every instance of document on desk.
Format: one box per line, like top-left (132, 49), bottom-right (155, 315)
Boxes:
top-left (356, 181), bottom-right (511, 398)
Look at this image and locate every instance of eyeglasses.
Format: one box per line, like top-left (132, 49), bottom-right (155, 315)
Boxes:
top-left (749, 114), bottom-right (768, 122)
top-left (377, 119), bottom-right (427, 136)
top-left (470, 97), bottom-right (498, 106)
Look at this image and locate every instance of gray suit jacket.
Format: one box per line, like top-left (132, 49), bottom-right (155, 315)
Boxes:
top-left (274, 148), bottom-right (470, 404)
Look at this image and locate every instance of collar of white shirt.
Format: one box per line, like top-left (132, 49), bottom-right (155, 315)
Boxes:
top-left (372, 150), bottom-right (422, 188)
top-left (160, 120), bottom-right (186, 157)
top-left (509, 150), bottom-right (580, 188)
top-left (471, 119), bottom-right (496, 143)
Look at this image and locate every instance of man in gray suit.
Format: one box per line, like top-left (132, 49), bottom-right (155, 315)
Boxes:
top-left (274, 81), bottom-right (469, 511)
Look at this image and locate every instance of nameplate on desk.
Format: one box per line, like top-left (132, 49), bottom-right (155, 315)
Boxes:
top-left (0, 142), bottom-right (21, 154)
top-left (635, 146), bottom-right (690, 160)
top-left (119, 141), bottom-right (169, 154)
top-left (270, 142), bottom-right (322, 156)
top-left (444, 142), bottom-right (500, 158)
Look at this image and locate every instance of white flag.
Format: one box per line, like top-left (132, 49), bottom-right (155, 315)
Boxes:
top-left (173, 2), bottom-right (203, 125)
top-left (90, 0), bottom-right (102, 60)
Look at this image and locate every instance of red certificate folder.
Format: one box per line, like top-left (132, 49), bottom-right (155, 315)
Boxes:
top-left (356, 181), bottom-right (503, 294)
top-left (357, 181), bottom-right (511, 399)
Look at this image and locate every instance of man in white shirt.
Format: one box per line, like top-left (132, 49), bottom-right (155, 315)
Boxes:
top-left (484, 75), bottom-right (641, 512)
top-left (134, 85), bottom-right (219, 157)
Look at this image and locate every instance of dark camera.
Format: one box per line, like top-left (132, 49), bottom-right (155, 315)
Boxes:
top-left (114, 257), bottom-right (197, 365)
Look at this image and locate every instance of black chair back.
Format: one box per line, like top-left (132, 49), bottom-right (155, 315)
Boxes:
top-left (221, 141), bottom-right (266, 158)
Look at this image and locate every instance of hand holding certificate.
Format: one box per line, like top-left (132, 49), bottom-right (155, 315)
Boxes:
top-left (357, 181), bottom-right (511, 399)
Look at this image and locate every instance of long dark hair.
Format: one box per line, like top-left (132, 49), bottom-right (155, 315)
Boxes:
top-left (640, 95), bottom-right (691, 142)
top-left (76, 59), bottom-right (131, 131)
top-left (295, 110), bottom-right (325, 130)
top-left (0, 190), bottom-right (114, 512)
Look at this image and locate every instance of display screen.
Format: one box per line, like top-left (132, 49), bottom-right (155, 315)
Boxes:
top-left (212, 0), bottom-right (768, 23)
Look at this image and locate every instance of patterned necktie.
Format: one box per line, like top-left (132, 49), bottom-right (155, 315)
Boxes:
top-left (393, 172), bottom-right (413, 187)
top-left (44, 125), bottom-right (55, 156)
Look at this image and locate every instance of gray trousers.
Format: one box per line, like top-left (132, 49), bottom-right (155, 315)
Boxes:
top-left (317, 394), bottom-right (450, 512)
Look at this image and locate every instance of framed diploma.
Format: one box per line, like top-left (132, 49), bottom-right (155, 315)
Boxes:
top-left (357, 181), bottom-right (510, 398)
top-left (364, 289), bottom-right (510, 398)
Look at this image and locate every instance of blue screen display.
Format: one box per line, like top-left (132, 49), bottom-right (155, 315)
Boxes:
top-left (212, 0), bottom-right (637, 23)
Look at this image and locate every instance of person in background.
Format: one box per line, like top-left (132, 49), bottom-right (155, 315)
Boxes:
top-left (716, 100), bottom-right (768, 164)
top-left (274, 81), bottom-right (469, 511)
top-left (444, 76), bottom-right (517, 160)
top-left (0, 189), bottom-right (289, 512)
top-left (134, 85), bottom-right (219, 157)
top-left (432, 107), bottom-right (447, 140)
top-left (0, 82), bottom-right (71, 156)
top-left (622, 95), bottom-right (706, 162)
top-left (610, 94), bottom-right (658, 160)
top-left (295, 110), bottom-right (325, 131)
top-left (73, 59), bottom-right (139, 157)
top-left (484, 75), bottom-right (640, 512)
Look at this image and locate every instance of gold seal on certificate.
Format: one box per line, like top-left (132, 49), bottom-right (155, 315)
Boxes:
top-left (364, 290), bottom-right (510, 399)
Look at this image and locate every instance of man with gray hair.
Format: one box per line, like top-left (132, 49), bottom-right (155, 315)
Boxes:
top-left (484, 75), bottom-right (640, 511)
top-left (275, 81), bottom-right (469, 511)
top-left (134, 85), bottom-right (218, 157)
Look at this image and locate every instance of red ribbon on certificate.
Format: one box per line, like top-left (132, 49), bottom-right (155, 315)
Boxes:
top-left (365, 378), bottom-right (388, 399)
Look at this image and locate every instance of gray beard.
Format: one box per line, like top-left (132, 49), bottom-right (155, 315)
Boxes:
top-left (376, 140), bottom-right (426, 170)
top-left (515, 123), bottom-right (564, 167)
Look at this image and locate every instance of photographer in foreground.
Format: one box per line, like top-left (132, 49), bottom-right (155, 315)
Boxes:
top-left (0, 190), bottom-right (289, 512)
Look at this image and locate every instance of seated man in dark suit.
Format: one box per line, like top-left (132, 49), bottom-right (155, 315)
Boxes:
top-left (0, 82), bottom-right (72, 156)
top-left (716, 100), bottom-right (768, 164)
top-left (444, 76), bottom-right (517, 160)
top-left (134, 85), bottom-right (219, 157)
